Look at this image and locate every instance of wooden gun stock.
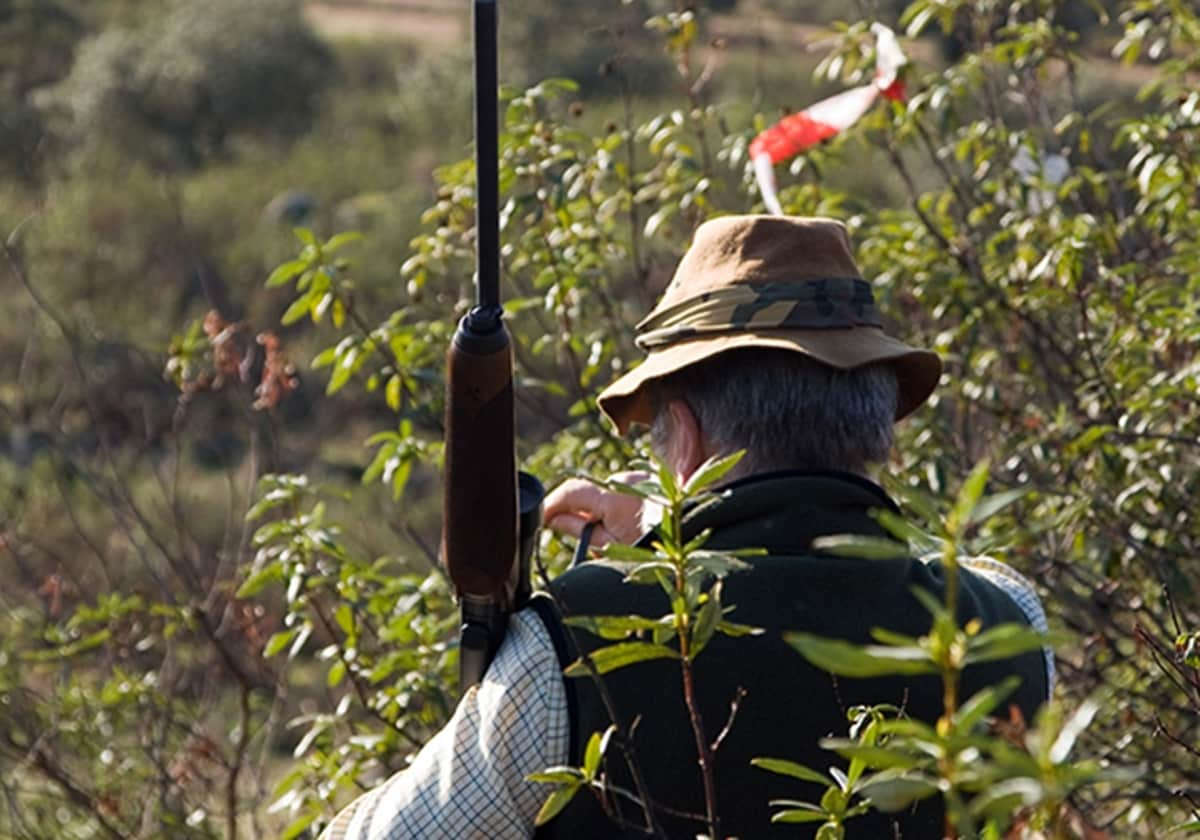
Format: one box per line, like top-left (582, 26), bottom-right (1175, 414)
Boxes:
top-left (441, 321), bottom-right (518, 600)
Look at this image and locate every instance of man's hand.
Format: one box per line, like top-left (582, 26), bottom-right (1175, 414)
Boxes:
top-left (542, 471), bottom-right (650, 548)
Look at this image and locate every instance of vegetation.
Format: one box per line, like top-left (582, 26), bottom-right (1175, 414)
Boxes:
top-left (1, 0), bottom-right (1198, 837)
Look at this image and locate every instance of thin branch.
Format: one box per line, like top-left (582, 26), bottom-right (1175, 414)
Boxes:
top-left (710, 687), bottom-right (747, 755)
top-left (226, 681), bottom-right (253, 840)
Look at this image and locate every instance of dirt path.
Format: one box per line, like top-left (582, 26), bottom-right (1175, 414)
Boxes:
top-left (305, 0), bottom-right (462, 42)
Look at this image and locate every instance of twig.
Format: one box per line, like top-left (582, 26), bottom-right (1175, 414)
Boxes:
top-left (593, 779), bottom-right (707, 823)
top-left (710, 687), bottom-right (747, 755)
top-left (670, 494), bottom-right (721, 840)
top-left (615, 63), bottom-right (651, 310)
top-left (679, 656), bottom-right (720, 838)
top-left (226, 681), bottom-right (253, 840)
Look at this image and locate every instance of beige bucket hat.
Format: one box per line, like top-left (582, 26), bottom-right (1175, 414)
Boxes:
top-left (597, 215), bottom-right (942, 434)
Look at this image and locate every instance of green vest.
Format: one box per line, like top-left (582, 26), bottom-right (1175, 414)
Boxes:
top-left (535, 471), bottom-right (1048, 839)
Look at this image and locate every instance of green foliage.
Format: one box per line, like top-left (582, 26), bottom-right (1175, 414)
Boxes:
top-left (0, 0), bottom-right (84, 176)
top-left (42, 0), bottom-right (332, 167)
top-left (243, 474), bottom-right (458, 833)
top-left (502, 0), bottom-right (674, 95)
top-left (529, 451), bottom-right (760, 837)
top-left (763, 467), bottom-right (1133, 838)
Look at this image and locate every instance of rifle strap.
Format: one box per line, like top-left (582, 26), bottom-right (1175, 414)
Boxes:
top-left (527, 593), bottom-right (579, 761)
top-left (570, 521), bottom-right (597, 568)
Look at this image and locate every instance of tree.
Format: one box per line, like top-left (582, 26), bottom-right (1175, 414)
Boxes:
top-left (42, 0), bottom-right (332, 168)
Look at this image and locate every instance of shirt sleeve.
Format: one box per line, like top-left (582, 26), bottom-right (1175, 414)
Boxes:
top-left (318, 607), bottom-right (569, 840)
top-left (960, 555), bottom-right (1056, 695)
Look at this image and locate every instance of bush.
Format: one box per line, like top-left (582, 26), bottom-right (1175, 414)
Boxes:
top-left (42, 0), bottom-right (333, 168)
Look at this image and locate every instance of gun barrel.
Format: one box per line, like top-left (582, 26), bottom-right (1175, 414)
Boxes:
top-left (474, 0), bottom-right (500, 313)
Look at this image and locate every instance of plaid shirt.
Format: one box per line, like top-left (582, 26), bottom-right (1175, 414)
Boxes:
top-left (319, 559), bottom-right (1050, 840)
top-left (318, 608), bottom-right (568, 840)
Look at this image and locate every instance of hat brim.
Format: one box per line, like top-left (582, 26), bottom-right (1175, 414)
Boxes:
top-left (597, 328), bottom-right (942, 435)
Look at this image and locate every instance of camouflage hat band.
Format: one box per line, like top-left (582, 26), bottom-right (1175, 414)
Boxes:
top-left (635, 278), bottom-right (882, 351)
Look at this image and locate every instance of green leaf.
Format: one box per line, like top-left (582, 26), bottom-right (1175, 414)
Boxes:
top-left (534, 783), bottom-right (581, 826)
top-left (326, 352), bottom-right (357, 395)
top-left (952, 460), bottom-right (991, 531)
top-left (874, 509), bottom-right (942, 555)
top-left (954, 676), bottom-right (1020, 730)
top-left (969, 777), bottom-right (1043, 817)
top-left (391, 458), bottom-right (413, 501)
top-left (564, 641), bottom-right (678, 677)
top-left (280, 293), bottom-right (313, 326)
top-left (820, 741), bottom-right (914, 771)
top-left (786, 632), bottom-right (939, 678)
top-left (965, 623), bottom-right (1051, 666)
top-left (622, 561), bottom-right (677, 585)
top-left (582, 729), bottom-right (607, 779)
top-left (324, 231), bottom-right (363, 254)
top-left (682, 450), bottom-right (745, 495)
top-left (771, 809), bottom-right (830, 824)
top-left (1049, 699), bottom-right (1098, 763)
top-left (293, 227), bottom-right (317, 247)
top-left (527, 767), bottom-right (585, 785)
top-left (812, 534), bottom-right (910, 561)
top-left (263, 629), bottom-right (298, 658)
top-left (602, 543), bottom-right (661, 564)
top-left (237, 566), bottom-right (282, 598)
top-left (858, 772), bottom-right (940, 812)
top-left (267, 259), bottom-right (309, 288)
top-left (592, 476), bottom-right (659, 501)
top-left (752, 758), bottom-right (831, 786)
top-left (311, 346), bottom-right (338, 369)
top-left (815, 822), bottom-right (844, 840)
top-left (869, 628), bottom-right (919, 646)
top-left (909, 586), bottom-right (949, 621)
top-left (690, 589), bottom-right (721, 658)
top-left (1178, 632), bottom-right (1200, 668)
top-left (965, 489), bottom-right (1027, 527)
top-left (717, 620), bottom-right (763, 638)
top-left (564, 614), bottom-right (666, 640)
top-left (684, 550), bottom-right (753, 577)
top-left (385, 374), bottom-right (402, 412)
top-left (327, 659), bottom-right (346, 687)
top-left (644, 204), bottom-right (678, 238)
top-left (289, 624), bottom-right (312, 659)
top-left (280, 812), bottom-right (317, 840)
top-left (334, 603), bottom-right (354, 636)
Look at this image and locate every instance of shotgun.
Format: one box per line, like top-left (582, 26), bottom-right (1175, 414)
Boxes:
top-left (442, 0), bottom-right (543, 693)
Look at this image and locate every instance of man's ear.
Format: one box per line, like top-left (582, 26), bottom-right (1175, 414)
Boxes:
top-left (665, 398), bottom-right (706, 482)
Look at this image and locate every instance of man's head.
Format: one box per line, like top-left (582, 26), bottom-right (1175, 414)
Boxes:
top-left (598, 215), bottom-right (939, 479)
top-left (647, 350), bottom-right (899, 480)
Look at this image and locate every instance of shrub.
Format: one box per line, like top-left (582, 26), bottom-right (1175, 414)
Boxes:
top-left (42, 0), bottom-right (333, 168)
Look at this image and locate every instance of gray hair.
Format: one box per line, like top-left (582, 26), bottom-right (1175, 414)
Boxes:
top-left (649, 349), bottom-right (899, 477)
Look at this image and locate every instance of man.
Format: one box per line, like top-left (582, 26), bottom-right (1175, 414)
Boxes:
top-left (321, 216), bottom-right (1051, 839)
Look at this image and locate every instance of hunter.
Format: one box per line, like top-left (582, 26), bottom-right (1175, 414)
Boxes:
top-left (321, 215), bottom-right (1052, 839)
